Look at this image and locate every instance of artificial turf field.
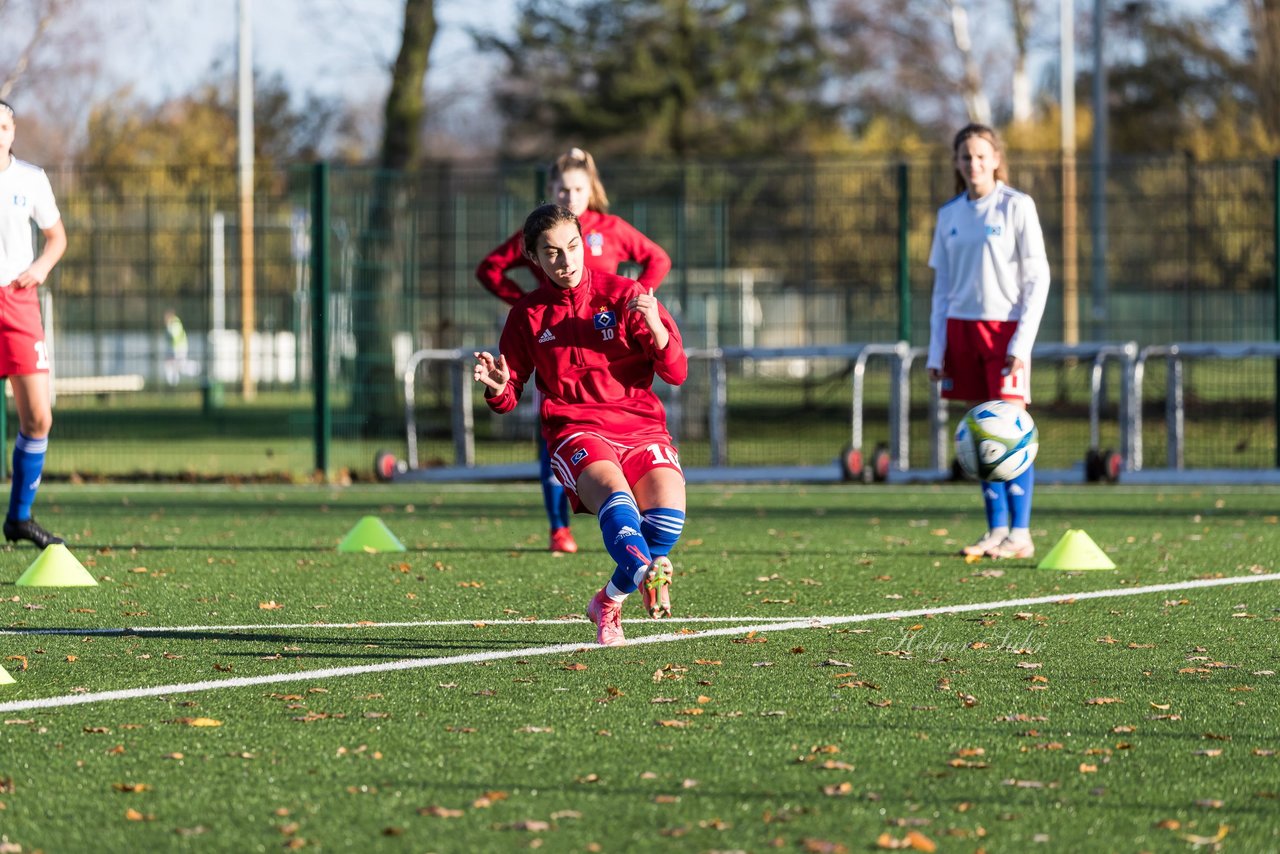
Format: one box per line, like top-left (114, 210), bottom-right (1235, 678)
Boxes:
top-left (0, 482), bottom-right (1277, 853)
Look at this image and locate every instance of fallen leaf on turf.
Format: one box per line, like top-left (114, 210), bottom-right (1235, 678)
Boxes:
top-left (177, 718), bottom-right (221, 727)
top-left (500, 820), bottom-right (550, 832)
top-left (1183, 825), bottom-right (1230, 846)
top-left (4, 656), bottom-right (28, 671)
top-left (875, 830), bottom-right (937, 851)
top-left (112, 782), bottom-right (149, 793)
top-left (801, 839), bottom-right (849, 853)
top-left (1086, 697), bottom-right (1123, 705)
top-left (418, 805), bottom-right (463, 818)
top-left (822, 782), bottom-right (853, 796)
top-left (124, 808), bottom-right (155, 821)
top-left (259, 601), bottom-right (284, 610)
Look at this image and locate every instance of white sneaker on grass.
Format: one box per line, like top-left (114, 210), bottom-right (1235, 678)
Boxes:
top-left (961, 529), bottom-right (1007, 557)
top-left (986, 537), bottom-right (1035, 559)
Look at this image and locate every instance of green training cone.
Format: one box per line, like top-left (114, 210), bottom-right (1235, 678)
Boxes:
top-left (15, 543), bottom-right (99, 587)
top-left (1037, 529), bottom-right (1116, 571)
top-left (0, 664), bottom-right (14, 685)
top-left (337, 516), bottom-right (406, 553)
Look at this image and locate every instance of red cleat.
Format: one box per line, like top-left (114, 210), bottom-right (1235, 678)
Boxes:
top-left (549, 527), bottom-right (578, 553)
top-left (587, 589), bottom-right (625, 646)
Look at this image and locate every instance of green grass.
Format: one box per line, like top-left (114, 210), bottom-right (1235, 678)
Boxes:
top-left (1, 483), bottom-right (1278, 852)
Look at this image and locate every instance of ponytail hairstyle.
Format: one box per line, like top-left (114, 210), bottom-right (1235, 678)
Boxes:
top-left (952, 123), bottom-right (1009, 194)
top-left (548, 147), bottom-right (610, 213)
top-left (522, 204), bottom-right (581, 261)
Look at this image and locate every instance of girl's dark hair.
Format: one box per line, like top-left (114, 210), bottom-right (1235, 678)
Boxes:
top-left (952, 123), bottom-right (1009, 193)
top-left (0, 99), bottom-right (14, 118)
top-left (522, 204), bottom-right (580, 258)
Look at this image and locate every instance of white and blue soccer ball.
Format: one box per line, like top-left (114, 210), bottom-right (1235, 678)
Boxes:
top-left (954, 400), bottom-right (1039, 482)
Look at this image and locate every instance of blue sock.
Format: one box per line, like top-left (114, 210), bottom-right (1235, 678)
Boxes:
top-left (539, 442), bottom-right (570, 530)
top-left (1007, 464), bottom-right (1035, 530)
top-left (641, 507), bottom-right (685, 558)
top-left (981, 480), bottom-right (1009, 531)
top-left (9, 432), bottom-right (48, 522)
top-left (597, 491), bottom-right (652, 597)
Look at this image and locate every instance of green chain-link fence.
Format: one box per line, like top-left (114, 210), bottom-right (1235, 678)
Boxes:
top-left (21, 156), bottom-right (1279, 479)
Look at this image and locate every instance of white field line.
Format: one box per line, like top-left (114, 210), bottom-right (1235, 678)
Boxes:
top-left (0, 615), bottom-right (821, 636)
top-left (1, 572), bottom-right (1276, 714)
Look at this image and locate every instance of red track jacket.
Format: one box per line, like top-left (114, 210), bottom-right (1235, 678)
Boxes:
top-left (484, 269), bottom-right (687, 445)
top-left (475, 209), bottom-right (672, 305)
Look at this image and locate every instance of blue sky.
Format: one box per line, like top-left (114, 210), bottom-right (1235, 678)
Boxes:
top-left (119, 0), bottom-right (518, 105)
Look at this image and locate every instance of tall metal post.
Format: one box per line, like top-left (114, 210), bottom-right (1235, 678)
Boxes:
top-left (1089, 0), bottom-right (1108, 342)
top-left (312, 162), bottom-right (332, 476)
top-left (1274, 158), bottom-right (1280, 466)
top-left (1061, 0), bottom-right (1079, 345)
top-left (897, 162), bottom-right (911, 343)
top-left (238, 0), bottom-right (257, 399)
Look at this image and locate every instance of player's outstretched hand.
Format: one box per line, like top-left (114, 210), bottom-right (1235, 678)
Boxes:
top-left (473, 351), bottom-right (509, 397)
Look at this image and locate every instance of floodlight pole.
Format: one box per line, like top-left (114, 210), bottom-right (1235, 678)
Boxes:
top-left (1089, 0), bottom-right (1108, 342)
top-left (238, 0), bottom-right (257, 399)
top-left (1060, 0), bottom-right (1078, 346)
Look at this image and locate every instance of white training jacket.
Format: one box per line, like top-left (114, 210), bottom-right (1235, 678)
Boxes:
top-left (926, 181), bottom-right (1050, 370)
top-left (0, 155), bottom-right (61, 286)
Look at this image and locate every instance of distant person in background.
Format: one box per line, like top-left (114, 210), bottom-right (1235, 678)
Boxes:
top-left (0, 98), bottom-right (67, 549)
top-left (476, 147), bottom-right (672, 554)
top-left (163, 309), bottom-right (189, 386)
top-left (474, 204), bottom-right (687, 645)
top-left (926, 123), bottom-right (1050, 560)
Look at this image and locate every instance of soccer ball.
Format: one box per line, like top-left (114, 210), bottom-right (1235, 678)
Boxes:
top-left (954, 400), bottom-right (1039, 482)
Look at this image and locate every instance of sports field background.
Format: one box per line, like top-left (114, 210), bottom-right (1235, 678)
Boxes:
top-left (1, 482), bottom-right (1276, 852)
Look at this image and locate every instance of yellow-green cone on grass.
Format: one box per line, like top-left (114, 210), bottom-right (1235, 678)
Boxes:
top-left (15, 543), bottom-right (98, 587)
top-left (337, 516), bottom-right (406, 553)
top-left (1037, 529), bottom-right (1116, 571)
top-left (0, 664), bottom-right (15, 685)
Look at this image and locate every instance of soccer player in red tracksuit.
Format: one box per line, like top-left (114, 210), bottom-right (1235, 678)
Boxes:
top-left (927, 123), bottom-right (1050, 561)
top-left (0, 99), bottom-right (67, 550)
top-left (475, 148), bottom-right (671, 555)
top-left (474, 204), bottom-right (687, 647)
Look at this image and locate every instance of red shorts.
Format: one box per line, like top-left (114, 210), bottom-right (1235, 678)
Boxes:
top-left (941, 318), bottom-right (1029, 403)
top-left (0, 286), bottom-right (51, 377)
top-left (548, 431), bottom-right (685, 514)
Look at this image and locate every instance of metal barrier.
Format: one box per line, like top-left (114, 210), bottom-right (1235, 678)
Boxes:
top-left (381, 343), bottom-right (909, 483)
top-left (377, 339), bottom-right (1280, 485)
top-left (1132, 342), bottom-right (1280, 472)
top-left (908, 342), bottom-right (1138, 483)
top-left (686, 342), bottom-right (909, 480)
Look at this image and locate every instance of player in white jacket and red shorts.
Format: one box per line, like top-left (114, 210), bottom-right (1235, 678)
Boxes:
top-left (0, 99), bottom-right (67, 550)
top-left (927, 124), bottom-right (1050, 559)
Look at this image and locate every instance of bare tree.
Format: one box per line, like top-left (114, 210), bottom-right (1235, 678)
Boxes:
top-left (1008, 0), bottom-right (1035, 124)
top-left (0, 0), bottom-right (70, 99)
top-left (1243, 0), bottom-right (1280, 141)
top-left (944, 0), bottom-right (992, 123)
top-left (351, 0), bottom-right (437, 435)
